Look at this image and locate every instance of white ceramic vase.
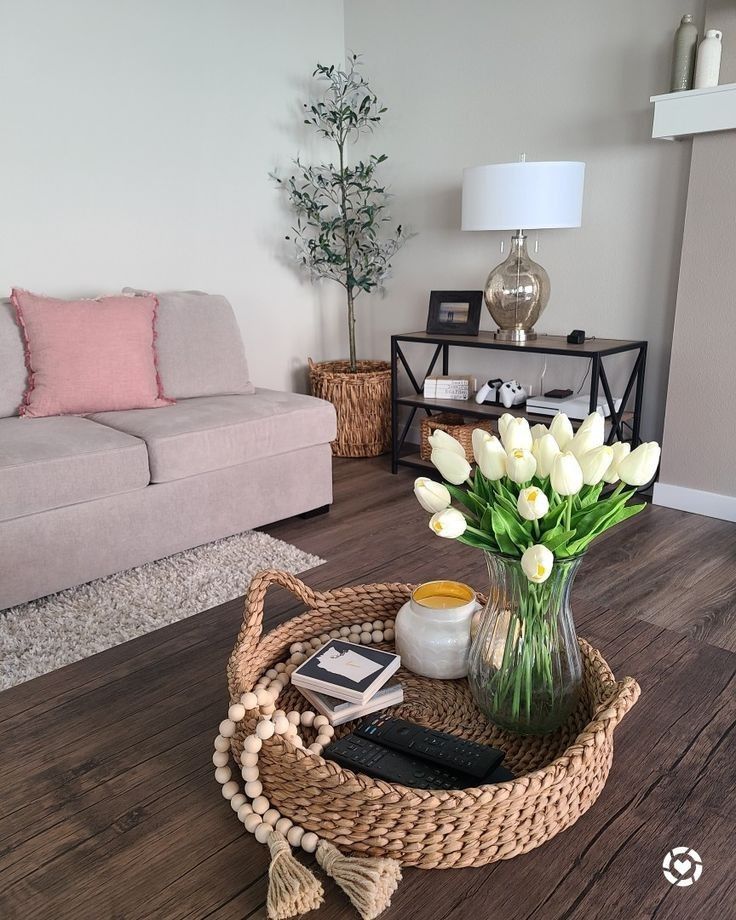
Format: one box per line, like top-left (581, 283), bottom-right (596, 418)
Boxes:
top-left (395, 581), bottom-right (480, 679)
top-left (694, 29), bottom-right (723, 89)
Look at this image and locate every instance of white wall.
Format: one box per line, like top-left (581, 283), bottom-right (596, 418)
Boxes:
top-left (344, 0), bottom-right (702, 439)
top-left (0, 0), bottom-right (345, 393)
top-left (654, 0), bottom-right (736, 520)
top-left (0, 0), bottom-right (703, 426)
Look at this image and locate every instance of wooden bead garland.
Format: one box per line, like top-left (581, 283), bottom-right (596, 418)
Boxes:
top-left (213, 619), bottom-right (400, 920)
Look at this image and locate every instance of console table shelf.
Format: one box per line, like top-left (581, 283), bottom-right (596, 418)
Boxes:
top-left (391, 331), bottom-right (647, 474)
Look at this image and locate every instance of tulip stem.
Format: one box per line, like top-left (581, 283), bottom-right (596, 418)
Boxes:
top-left (610, 482), bottom-right (626, 500)
top-left (565, 495), bottom-right (573, 532)
top-left (479, 553), bottom-right (582, 734)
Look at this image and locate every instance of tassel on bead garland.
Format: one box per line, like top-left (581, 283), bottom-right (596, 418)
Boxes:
top-left (266, 831), bottom-right (324, 920)
top-left (316, 839), bottom-right (402, 920)
top-left (218, 620), bottom-right (402, 919)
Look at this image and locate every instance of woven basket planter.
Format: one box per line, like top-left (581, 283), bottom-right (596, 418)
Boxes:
top-left (420, 413), bottom-right (496, 462)
top-left (308, 358), bottom-right (391, 458)
top-left (227, 570), bottom-right (640, 870)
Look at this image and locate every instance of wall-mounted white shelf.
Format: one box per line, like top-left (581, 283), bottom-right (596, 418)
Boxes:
top-left (650, 82), bottom-right (736, 140)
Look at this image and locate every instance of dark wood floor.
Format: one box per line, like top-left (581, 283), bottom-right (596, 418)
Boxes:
top-left (1, 457), bottom-right (735, 920)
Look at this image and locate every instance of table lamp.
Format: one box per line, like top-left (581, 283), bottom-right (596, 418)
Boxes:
top-left (462, 158), bottom-right (585, 342)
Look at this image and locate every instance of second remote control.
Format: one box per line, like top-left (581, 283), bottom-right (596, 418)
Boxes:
top-left (357, 715), bottom-right (504, 779)
top-left (326, 734), bottom-right (472, 789)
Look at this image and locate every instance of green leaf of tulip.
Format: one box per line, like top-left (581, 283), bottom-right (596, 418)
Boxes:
top-left (491, 492), bottom-right (521, 519)
top-left (493, 507), bottom-right (533, 552)
top-left (540, 527), bottom-right (577, 552)
top-left (579, 482), bottom-right (606, 507)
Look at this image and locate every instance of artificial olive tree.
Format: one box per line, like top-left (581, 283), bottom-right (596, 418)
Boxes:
top-left (273, 56), bottom-right (406, 373)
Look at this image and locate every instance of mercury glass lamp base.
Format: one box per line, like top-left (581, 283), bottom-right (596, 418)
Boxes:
top-left (494, 328), bottom-right (537, 342)
top-left (484, 232), bottom-right (550, 344)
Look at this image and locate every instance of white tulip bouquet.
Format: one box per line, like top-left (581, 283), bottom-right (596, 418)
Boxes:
top-left (413, 411), bottom-right (661, 733)
top-left (414, 411), bottom-right (660, 581)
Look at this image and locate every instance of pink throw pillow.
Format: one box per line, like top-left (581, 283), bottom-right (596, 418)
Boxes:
top-left (11, 288), bottom-right (173, 418)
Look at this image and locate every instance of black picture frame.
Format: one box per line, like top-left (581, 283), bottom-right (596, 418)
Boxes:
top-left (426, 290), bottom-right (482, 336)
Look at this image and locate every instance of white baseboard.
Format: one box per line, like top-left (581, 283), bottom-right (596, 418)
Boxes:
top-left (653, 482), bottom-right (736, 522)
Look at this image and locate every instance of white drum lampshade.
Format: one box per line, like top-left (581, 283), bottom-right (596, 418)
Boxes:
top-left (462, 160), bottom-right (585, 341)
top-left (462, 161), bottom-right (585, 231)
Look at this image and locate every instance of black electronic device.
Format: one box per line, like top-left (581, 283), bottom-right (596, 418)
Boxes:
top-left (544, 387), bottom-right (574, 399)
top-left (486, 764), bottom-right (515, 782)
top-left (326, 734), bottom-right (473, 789)
top-left (567, 329), bottom-right (586, 344)
top-left (356, 715), bottom-right (504, 780)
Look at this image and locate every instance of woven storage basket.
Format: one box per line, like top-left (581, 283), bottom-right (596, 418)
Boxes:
top-left (227, 570), bottom-right (640, 870)
top-left (308, 358), bottom-right (391, 458)
top-left (420, 413), bottom-right (496, 461)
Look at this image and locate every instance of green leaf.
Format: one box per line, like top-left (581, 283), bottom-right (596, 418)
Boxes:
top-left (493, 529), bottom-right (517, 555)
top-left (457, 531), bottom-right (497, 552)
top-left (566, 500), bottom-right (646, 555)
top-left (445, 483), bottom-right (483, 518)
top-left (608, 501), bottom-right (647, 527)
top-left (492, 507), bottom-right (532, 553)
top-left (489, 510), bottom-right (517, 554)
top-left (463, 525), bottom-right (501, 552)
top-left (493, 493), bottom-right (519, 518)
top-left (570, 492), bottom-right (630, 534)
top-left (540, 527), bottom-right (576, 552)
top-left (540, 501), bottom-right (568, 532)
top-left (579, 482), bottom-right (605, 507)
top-left (471, 470), bottom-right (489, 503)
top-left (496, 480), bottom-right (518, 504)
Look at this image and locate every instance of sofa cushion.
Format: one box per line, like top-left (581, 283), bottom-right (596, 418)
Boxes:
top-left (11, 289), bottom-right (173, 418)
top-left (89, 390), bottom-right (336, 483)
top-left (0, 416), bottom-right (150, 522)
top-left (0, 299), bottom-right (28, 418)
top-left (123, 289), bottom-right (255, 399)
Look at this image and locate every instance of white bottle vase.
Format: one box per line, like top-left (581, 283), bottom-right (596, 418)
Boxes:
top-left (694, 29), bottom-right (723, 89)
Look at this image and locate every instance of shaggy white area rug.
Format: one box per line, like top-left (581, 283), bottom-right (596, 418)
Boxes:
top-left (0, 531), bottom-right (324, 690)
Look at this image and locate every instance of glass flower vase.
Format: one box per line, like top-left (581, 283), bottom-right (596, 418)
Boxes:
top-left (468, 552), bottom-right (583, 735)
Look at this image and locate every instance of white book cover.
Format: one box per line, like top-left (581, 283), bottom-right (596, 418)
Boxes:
top-left (291, 639), bottom-right (401, 704)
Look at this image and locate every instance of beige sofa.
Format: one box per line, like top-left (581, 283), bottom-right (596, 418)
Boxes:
top-left (0, 291), bottom-right (336, 610)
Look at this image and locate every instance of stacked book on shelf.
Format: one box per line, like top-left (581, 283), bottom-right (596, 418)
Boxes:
top-left (423, 375), bottom-right (476, 400)
top-left (291, 639), bottom-right (403, 726)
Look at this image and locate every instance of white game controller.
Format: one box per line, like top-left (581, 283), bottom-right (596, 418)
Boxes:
top-left (475, 378), bottom-right (504, 405)
top-left (498, 379), bottom-right (527, 408)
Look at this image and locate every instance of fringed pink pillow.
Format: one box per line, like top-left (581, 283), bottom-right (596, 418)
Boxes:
top-left (11, 288), bottom-right (173, 418)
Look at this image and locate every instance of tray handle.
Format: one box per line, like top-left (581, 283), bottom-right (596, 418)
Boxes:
top-left (552, 675), bottom-right (640, 775)
top-left (586, 675), bottom-right (641, 744)
top-left (243, 568), bottom-right (319, 639)
top-left (227, 569), bottom-right (321, 697)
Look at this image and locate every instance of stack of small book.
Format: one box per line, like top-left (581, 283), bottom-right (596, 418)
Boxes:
top-left (291, 639), bottom-right (403, 726)
top-left (423, 374), bottom-right (476, 400)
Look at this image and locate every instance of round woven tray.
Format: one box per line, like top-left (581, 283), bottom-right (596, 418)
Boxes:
top-left (227, 570), bottom-right (640, 870)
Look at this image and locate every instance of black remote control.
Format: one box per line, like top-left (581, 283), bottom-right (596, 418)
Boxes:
top-left (356, 715), bottom-right (504, 779)
top-left (486, 764), bottom-right (515, 783)
top-left (326, 734), bottom-right (476, 789)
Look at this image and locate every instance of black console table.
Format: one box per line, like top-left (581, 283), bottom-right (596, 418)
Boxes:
top-left (390, 331), bottom-right (647, 474)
